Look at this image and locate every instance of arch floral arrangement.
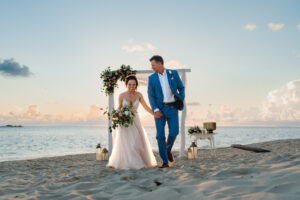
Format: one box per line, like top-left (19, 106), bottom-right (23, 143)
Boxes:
top-left (100, 65), bottom-right (136, 95)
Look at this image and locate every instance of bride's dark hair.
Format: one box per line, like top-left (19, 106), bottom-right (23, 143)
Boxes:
top-left (125, 75), bottom-right (138, 88)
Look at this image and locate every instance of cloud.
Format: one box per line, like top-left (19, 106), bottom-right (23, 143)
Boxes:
top-left (268, 23), bottom-right (284, 31)
top-left (262, 79), bottom-right (300, 121)
top-left (145, 43), bottom-right (156, 51)
top-left (2, 80), bottom-right (299, 127)
top-left (185, 79), bottom-right (300, 126)
top-left (244, 24), bottom-right (256, 31)
top-left (0, 58), bottom-right (33, 77)
top-left (186, 104), bottom-right (265, 126)
top-left (121, 44), bottom-right (144, 52)
top-left (25, 105), bottom-right (40, 118)
top-left (86, 104), bottom-right (102, 120)
top-left (121, 40), bottom-right (157, 53)
top-left (297, 53), bottom-right (300, 58)
top-left (297, 24), bottom-right (300, 30)
top-left (0, 104), bottom-right (106, 126)
top-left (165, 60), bottom-right (189, 69)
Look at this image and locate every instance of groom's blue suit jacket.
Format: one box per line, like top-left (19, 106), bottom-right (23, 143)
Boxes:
top-left (148, 69), bottom-right (185, 111)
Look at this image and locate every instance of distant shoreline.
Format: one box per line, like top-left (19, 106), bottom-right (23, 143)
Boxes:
top-left (0, 125), bottom-right (23, 128)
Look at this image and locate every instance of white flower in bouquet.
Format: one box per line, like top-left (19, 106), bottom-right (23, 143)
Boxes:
top-left (109, 105), bottom-right (135, 130)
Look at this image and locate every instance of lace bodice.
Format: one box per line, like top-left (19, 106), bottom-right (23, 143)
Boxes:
top-left (122, 97), bottom-right (140, 110)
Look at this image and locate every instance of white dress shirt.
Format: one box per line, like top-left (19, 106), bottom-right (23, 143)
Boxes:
top-left (154, 69), bottom-right (175, 112)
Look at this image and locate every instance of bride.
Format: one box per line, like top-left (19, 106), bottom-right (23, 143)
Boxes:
top-left (107, 75), bottom-right (157, 169)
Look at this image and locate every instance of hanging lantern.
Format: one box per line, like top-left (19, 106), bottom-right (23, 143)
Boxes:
top-left (190, 142), bottom-right (198, 159)
top-left (187, 147), bottom-right (193, 159)
top-left (101, 148), bottom-right (109, 161)
top-left (96, 144), bottom-right (102, 161)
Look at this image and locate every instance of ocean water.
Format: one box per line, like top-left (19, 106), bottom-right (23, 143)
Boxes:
top-left (0, 126), bottom-right (299, 162)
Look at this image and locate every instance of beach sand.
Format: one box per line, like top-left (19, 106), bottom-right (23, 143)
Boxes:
top-left (1, 139), bottom-right (300, 200)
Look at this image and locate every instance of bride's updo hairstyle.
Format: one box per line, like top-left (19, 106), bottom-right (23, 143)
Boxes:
top-left (125, 75), bottom-right (138, 89)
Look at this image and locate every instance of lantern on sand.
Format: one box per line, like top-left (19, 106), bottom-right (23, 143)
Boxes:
top-left (101, 148), bottom-right (109, 161)
top-left (190, 142), bottom-right (198, 159)
top-left (96, 144), bottom-right (102, 161)
top-left (187, 147), bottom-right (193, 159)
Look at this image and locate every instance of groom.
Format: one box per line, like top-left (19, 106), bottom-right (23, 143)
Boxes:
top-left (148, 55), bottom-right (185, 168)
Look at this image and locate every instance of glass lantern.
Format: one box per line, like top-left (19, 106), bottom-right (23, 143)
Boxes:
top-left (187, 147), bottom-right (193, 159)
top-left (96, 144), bottom-right (102, 161)
top-left (190, 142), bottom-right (198, 159)
top-left (101, 148), bottom-right (109, 161)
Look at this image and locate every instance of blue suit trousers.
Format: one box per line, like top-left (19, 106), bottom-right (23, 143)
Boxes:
top-left (155, 105), bottom-right (179, 164)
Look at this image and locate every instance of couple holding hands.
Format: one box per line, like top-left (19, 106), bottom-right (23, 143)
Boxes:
top-left (108, 55), bottom-right (185, 169)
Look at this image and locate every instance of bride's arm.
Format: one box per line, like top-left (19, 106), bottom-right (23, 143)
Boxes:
top-left (139, 93), bottom-right (154, 115)
top-left (118, 94), bottom-right (123, 110)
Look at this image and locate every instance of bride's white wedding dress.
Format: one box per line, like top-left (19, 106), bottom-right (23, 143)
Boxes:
top-left (107, 97), bottom-right (157, 169)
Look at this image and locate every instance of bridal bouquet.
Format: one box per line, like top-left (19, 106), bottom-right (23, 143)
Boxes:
top-left (188, 126), bottom-right (202, 135)
top-left (110, 105), bottom-right (135, 130)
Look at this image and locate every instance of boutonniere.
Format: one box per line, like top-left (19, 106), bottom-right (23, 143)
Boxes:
top-left (168, 70), bottom-right (172, 75)
top-left (171, 77), bottom-right (174, 80)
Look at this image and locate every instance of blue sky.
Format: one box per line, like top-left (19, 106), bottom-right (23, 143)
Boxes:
top-left (0, 0), bottom-right (299, 126)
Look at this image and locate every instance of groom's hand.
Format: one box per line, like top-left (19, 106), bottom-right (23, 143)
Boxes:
top-left (154, 111), bottom-right (163, 119)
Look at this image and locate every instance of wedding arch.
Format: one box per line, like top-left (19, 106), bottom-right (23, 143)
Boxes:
top-left (102, 66), bottom-right (191, 158)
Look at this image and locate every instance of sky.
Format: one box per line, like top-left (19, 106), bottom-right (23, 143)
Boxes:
top-left (0, 0), bottom-right (299, 127)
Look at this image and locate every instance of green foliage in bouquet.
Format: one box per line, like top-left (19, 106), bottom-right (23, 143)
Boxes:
top-left (188, 126), bottom-right (202, 136)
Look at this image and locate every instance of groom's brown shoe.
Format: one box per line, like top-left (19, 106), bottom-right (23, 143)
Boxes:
top-left (167, 152), bottom-right (174, 162)
top-left (159, 163), bottom-right (169, 168)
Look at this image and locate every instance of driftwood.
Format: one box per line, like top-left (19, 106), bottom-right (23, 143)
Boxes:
top-left (231, 144), bottom-right (271, 153)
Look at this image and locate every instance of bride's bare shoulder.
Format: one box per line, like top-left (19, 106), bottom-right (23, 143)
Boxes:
top-left (119, 92), bottom-right (126, 98)
top-left (136, 92), bottom-right (144, 99)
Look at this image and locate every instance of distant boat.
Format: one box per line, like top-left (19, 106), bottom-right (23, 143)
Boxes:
top-left (0, 125), bottom-right (23, 128)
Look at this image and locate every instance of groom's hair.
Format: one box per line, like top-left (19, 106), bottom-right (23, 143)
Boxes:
top-left (149, 55), bottom-right (164, 65)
